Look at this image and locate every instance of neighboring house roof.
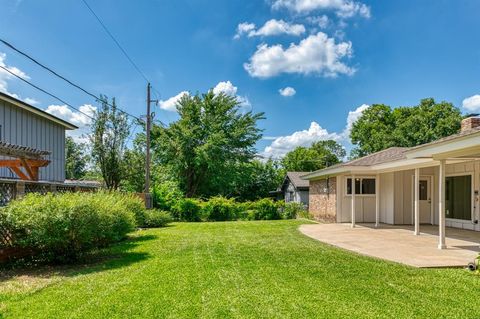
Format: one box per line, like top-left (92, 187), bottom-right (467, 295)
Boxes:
top-left (284, 172), bottom-right (310, 190)
top-left (0, 92), bottom-right (78, 130)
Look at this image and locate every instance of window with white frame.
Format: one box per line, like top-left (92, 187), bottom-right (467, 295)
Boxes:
top-left (346, 177), bottom-right (376, 195)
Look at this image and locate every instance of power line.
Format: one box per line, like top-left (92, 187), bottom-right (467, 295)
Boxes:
top-left (0, 64), bottom-right (94, 121)
top-left (80, 0), bottom-right (163, 104)
top-left (80, 0), bottom-right (150, 83)
top-left (0, 38), bottom-right (143, 123)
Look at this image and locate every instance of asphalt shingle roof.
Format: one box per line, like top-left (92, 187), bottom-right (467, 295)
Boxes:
top-left (286, 172), bottom-right (310, 188)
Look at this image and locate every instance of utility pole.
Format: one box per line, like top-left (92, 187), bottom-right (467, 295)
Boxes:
top-left (145, 83), bottom-right (152, 207)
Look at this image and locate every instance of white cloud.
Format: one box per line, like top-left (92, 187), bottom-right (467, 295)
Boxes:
top-left (158, 91), bottom-right (190, 112)
top-left (0, 52), bottom-right (38, 104)
top-left (24, 97), bottom-right (39, 105)
top-left (279, 86), bottom-right (296, 97)
top-left (307, 15), bottom-right (330, 28)
top-left (213, 80), bottom-right (251, 109)
top-left (343, 103), bottom-right (369, 136)
top-left (213, 81), bottom-right (238, 96)
top-left (159, 81), bottom-right (251, 112)
top-left (271, 0), bottom-right (371, 18)
top-left (45, 104), bottom-right (96, 127)
top-left (261, 103), bottom-right (369, 158)
top-left (262, 122), bottom-right (341, 158)
top-left (244, 32), bottom-right (355, 78)
top-left (236, 19), bottom-right (306, 38)
top-left (234, 22), bottom-right (256, 39)
top-left (462, 95), bottom-right (480, 112)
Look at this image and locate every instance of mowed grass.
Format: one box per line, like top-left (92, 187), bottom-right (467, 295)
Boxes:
top-left (1, 220), bottom-right (479, 318)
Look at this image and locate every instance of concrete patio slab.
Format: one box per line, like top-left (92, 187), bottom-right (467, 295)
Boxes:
top-left (299, 223), bottom-right (480, 268)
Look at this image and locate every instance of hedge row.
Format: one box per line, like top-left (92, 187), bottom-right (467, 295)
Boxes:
top-left (0, 192), bottom-right (171, 263)
top-left (154, 193), bottom-right (308, 222)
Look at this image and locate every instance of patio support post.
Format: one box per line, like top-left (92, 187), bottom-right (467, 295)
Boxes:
top-left (438, 160), bottom-right (446, 249)
top-left (351, 174), bottom-right (356, 228)
top-left (414, 168), bottom-right (420, 235)
top-left (375, 173), bottom-right (380, 228)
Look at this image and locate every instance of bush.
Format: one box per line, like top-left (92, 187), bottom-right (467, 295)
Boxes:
top-left (1, 192), bottom-right (137, 262)
top-left (144, 210), bottom-right (173, 228)
top-left (173, 198), bottom-right (203, 222)
top-left (203, 196), bottom-right (238, 221)
top-left (152, 182), bottom-right (183, 211)
top-left (282, 202), bottom-right (307, 219)
top-left (121, 194), bottom-right (147, 227)
top-left (251, 198), bottom-right (281, 220)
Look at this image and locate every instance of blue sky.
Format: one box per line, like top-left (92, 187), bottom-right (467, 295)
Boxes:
top-left (1, 0), bottom-right (480, 158)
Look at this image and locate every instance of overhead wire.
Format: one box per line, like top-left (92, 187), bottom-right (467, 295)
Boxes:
top-left (80, 0), bottom-right (163, 107)
top-left (0, 64), bottom-right (94, 121)
top-left (0, 38), bottom-right (143, 123)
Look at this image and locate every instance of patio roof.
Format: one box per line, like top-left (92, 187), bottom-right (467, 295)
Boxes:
top-left (303, 127), bottom-right (480, 180)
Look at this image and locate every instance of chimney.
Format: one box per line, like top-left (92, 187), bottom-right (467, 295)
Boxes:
top-left (461, 114), bottom-right (480, 132)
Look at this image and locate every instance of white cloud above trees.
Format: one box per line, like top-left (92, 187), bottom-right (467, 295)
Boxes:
top-left (462, 95), bottom-right (480, 112)
top-left (159, 81), bottom-right (251, 112)
top-left (45, 104), bottom-right (96, 127)
top-left (261, 104), bottom-right (369, 158)
top-left (244, 32), bottom-right (355, 78)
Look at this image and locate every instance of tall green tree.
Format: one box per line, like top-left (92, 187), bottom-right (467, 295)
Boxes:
top-left (350, 98), bottom-right (462, 158)
top-left (121, 132), bottom-right (146, 193)
top-left (90, 96), bottom-right (130, 190)
top-left (65, 136), bottom-right (88, 180)
top-left (152, 91), bottom-right (264, 198)
top-left (282, 140), bottom-right (345, 172)
top-left (230, 159), bottom-right (284, 201)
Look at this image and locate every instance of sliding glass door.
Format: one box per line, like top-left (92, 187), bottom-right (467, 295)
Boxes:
top-left (445, 175), bottom-right (472, 221)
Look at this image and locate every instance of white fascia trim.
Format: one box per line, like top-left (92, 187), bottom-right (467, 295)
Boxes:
top-left (405, 133), bottom-right (480, 159)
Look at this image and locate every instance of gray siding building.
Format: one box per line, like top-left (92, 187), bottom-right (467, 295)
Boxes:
top-left (280, 172), bottom-right (310, 207)
top-left (0, 92), bottom-right (77, 182)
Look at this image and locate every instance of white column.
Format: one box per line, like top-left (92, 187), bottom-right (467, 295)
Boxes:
top-left (414, 168), bottom-right (420, 235)
top-left (375, 173), bottom-right (380, 228)
top-left (438, 160), bottom-right (446, 249)
top-left (351, 175), bottom-right (356, 228)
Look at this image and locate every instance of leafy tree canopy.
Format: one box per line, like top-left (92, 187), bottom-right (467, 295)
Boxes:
top-left (65, 136), bottom-right (89, 180)
top-left (152, 91), bottom-right (264, 198)
top-left (350, 98), bottom-right (462, 158)
top-left (282, 140), bottom-right (346, 172)
top-left (90, 95), bottom-right (130, 190)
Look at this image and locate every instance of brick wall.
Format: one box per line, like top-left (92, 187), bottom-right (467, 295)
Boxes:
top-left (309, 177), bottom-right (337, 222)
top-left (461, 117), bottom-right (480, 132)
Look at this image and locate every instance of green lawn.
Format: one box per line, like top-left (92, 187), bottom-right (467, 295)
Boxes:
top-left (1, 220), bottom-right (479, 318)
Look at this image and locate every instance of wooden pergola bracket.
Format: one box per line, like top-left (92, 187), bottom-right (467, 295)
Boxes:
top-left (0, 141), bottom-right (51, 181)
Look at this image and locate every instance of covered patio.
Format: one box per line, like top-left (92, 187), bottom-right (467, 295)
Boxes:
top-left (300, 223), bottom-right (480, 268)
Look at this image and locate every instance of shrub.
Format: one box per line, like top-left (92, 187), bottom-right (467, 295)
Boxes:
top-left (173, 198), bottom-right (203, 222)
top-left (1, 192), bottom-right (137, 262)
top-left (282, 202), bottom-right (307, 219)
top-left (251, 198), bottom-right (281, 220)
top-left (152, 181), bottom-right (183, 211)
top-left (297, 209), bottom-right (313, 220)
top-left (121, 194), bottom-right (147, 227)
top-left (144, 210), bottom-right (173, 228)
top-left (203, 196), bottom-right (237, 221)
